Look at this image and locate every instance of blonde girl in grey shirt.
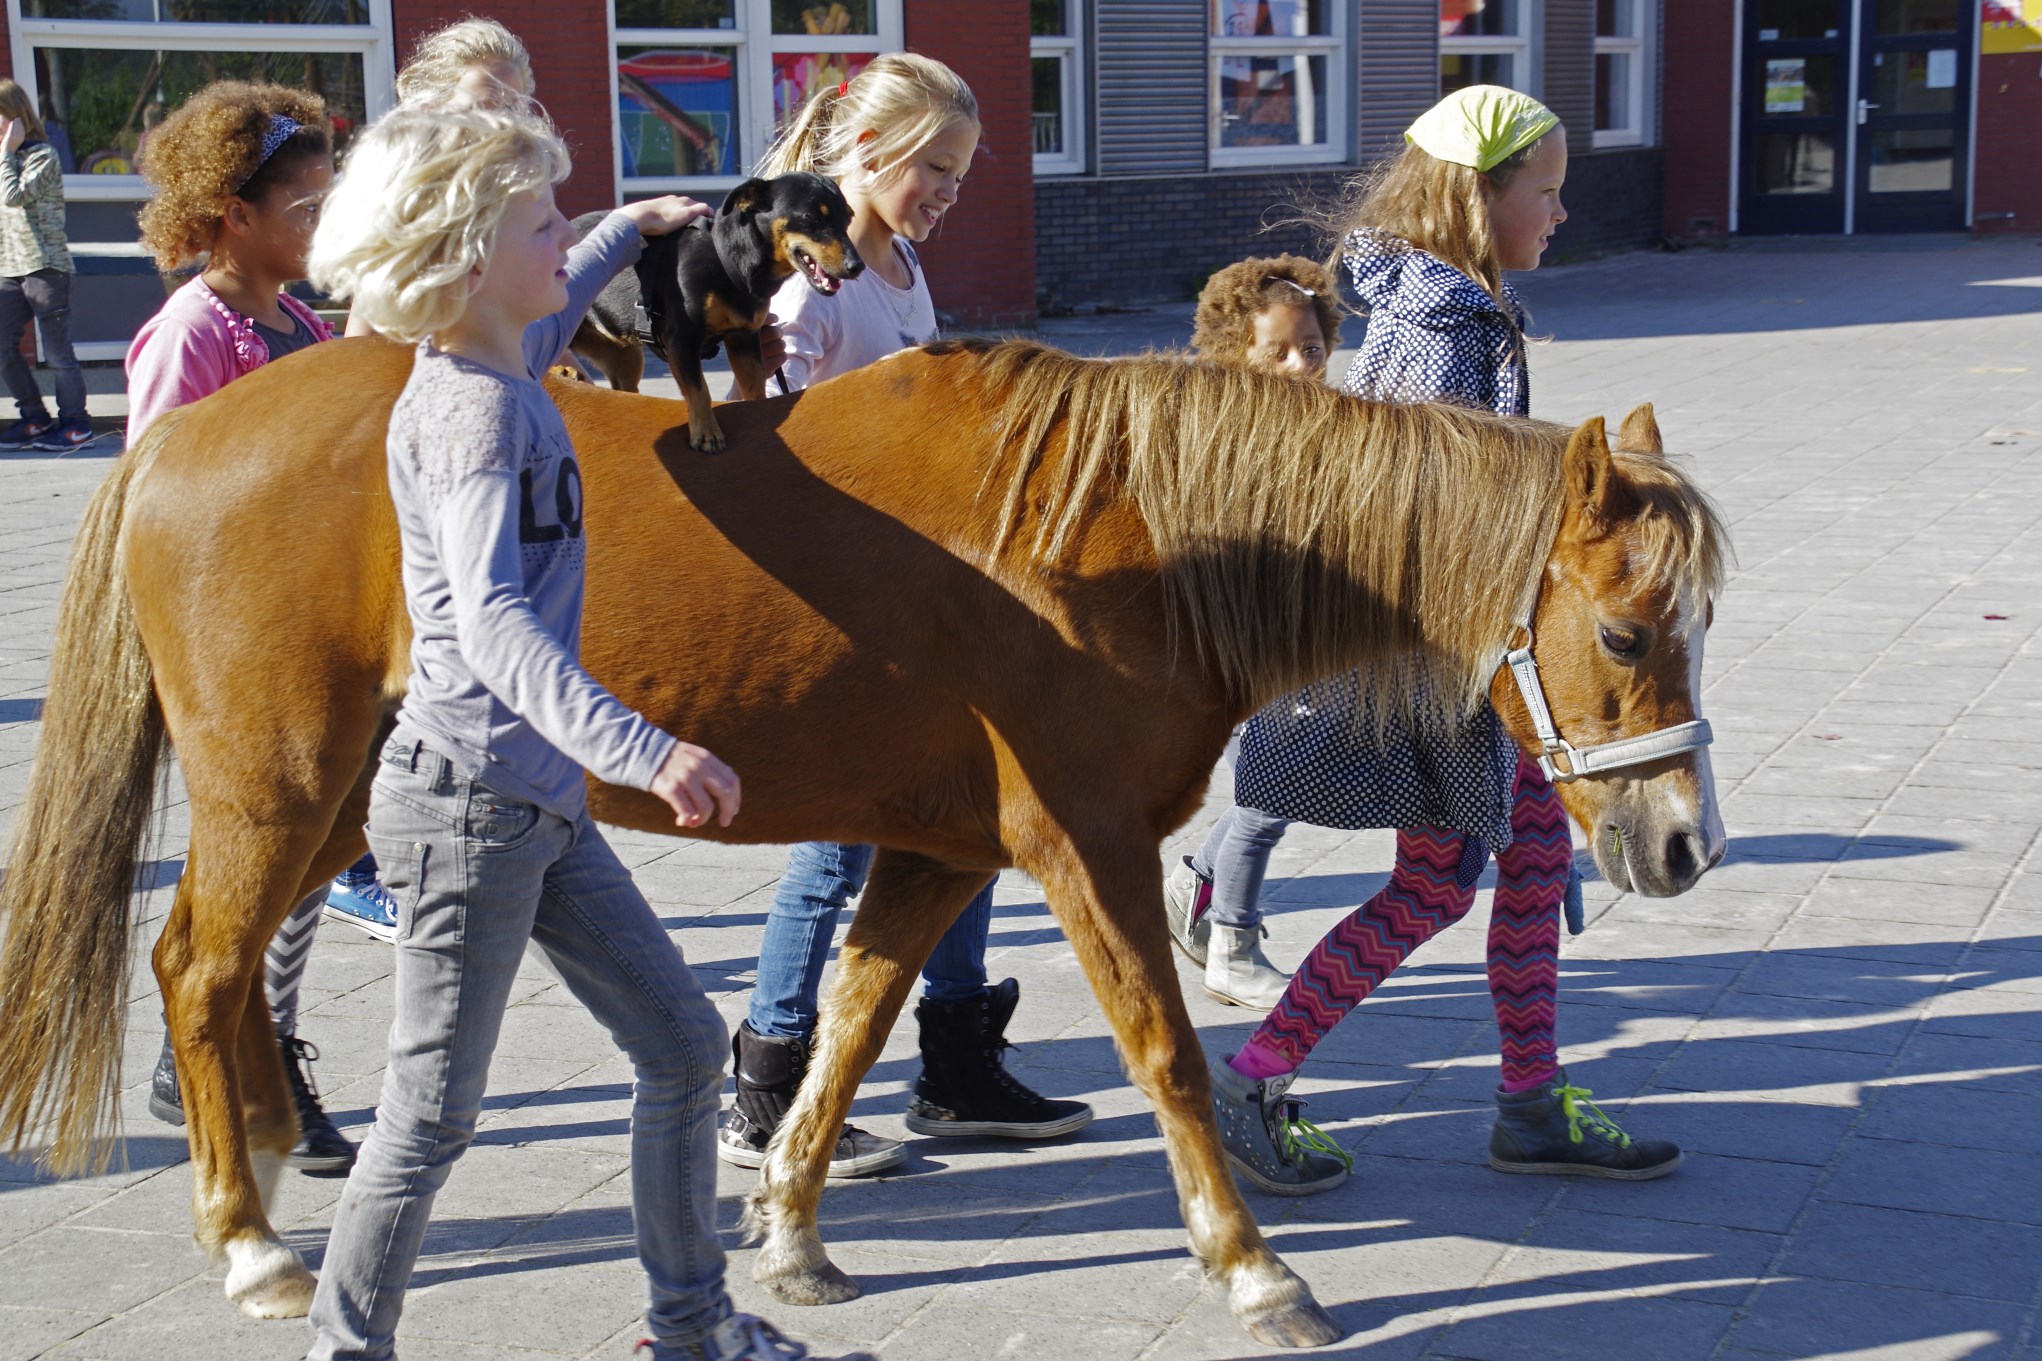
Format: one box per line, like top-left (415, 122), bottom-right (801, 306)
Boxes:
top-left (307, 100), bottom-right (862, 1361)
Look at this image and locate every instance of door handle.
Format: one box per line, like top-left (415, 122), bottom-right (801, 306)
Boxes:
top-left (1857, 99), bottom-right (1881, 125)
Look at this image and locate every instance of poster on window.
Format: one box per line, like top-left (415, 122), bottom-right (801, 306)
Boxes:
top-left (1983, 0), bottom-right (2042, 53)
top-left (1764, 59), bottom-right (1807, 114)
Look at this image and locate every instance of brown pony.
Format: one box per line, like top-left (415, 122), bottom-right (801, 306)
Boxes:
top-left (0, 336), bottom-right (1728, 1348)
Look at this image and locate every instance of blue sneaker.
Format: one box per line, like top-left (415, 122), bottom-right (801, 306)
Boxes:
top-left (323, 871), bottom-right (400, 942)
top-left (0, 416), bottom-right (54, 447)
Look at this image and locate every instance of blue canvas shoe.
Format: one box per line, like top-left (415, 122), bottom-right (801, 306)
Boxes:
top-left (323, 867), bottom-right (399, 942)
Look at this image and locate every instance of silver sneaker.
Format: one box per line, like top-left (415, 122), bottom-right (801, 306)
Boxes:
top-left (717, 1107), bottom-right (905, 1178)
top-left (1209, 1055), bottom-right (1350, 1196)
top-left (1163, 855), bottom-right (1213, 966)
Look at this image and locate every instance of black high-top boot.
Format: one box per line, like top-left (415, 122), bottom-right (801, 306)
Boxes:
top-left (148, 1033), bottom-right (184, 1127)
top-left (905, 978), bottom-right (1093, 1139)
top-left (1490, 1070), bottom-right (1683, 1180)
top-left (717, 1022), bottom-right (903, 1178)
top-left (280, 1035), bottom-right (357, 1175)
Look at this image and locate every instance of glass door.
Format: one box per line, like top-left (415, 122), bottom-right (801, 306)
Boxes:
top-left (1741, 0), bottom-right (1852, 233)
top-left (1853, 0), bottom-right (1973, 231)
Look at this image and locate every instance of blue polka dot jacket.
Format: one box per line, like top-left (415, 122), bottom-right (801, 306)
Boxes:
top-left (1339, 229), bottom-right (1530, 417)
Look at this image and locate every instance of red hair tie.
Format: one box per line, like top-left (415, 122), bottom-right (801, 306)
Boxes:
top-left (838, 79), bottom-right (849, 96)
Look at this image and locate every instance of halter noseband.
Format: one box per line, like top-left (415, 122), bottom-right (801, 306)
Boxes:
top-left (1502, 572), bottom-right (1714, 784)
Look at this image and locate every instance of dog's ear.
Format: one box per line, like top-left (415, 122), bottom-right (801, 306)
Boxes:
top-left (721, 177), bottom-right (774, 225)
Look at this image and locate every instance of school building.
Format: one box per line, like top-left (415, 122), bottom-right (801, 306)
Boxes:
top-left (6, 0), bottom-right (2039, 354)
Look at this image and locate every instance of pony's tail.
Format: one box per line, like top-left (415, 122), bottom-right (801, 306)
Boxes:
top-left (0, 416), bottom-right (175, 1176)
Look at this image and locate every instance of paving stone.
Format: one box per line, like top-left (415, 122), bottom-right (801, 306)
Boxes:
top-left (1777, 1201), bottom-right (2042, 1303)
top-left (1820, 1136), bottom-right (2042, 1225)
top-left (1726, 1278), bottom-right (2024, 1361)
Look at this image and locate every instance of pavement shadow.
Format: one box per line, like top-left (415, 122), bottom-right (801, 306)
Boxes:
top-left (0, 697), bottom-right (41, 724)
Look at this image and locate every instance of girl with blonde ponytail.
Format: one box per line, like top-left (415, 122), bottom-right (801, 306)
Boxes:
top-left (721, 53), bottom-right (1096, 1182)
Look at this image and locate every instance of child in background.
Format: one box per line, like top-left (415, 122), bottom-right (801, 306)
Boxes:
top-left (327, 15), bottom-right (539, 931)
top-left (720, 53), bottom-right (1092, 1181)
top-left (0, 79), bottom-right (89, 450)
top-left (1189, 253), bottom-right (1338, 382)
top-left (306, 101), bottom-right (854, 1361)
top-left (1163, 254), bottom-right (1344, 1012)
top-left (1203, 86), bottom-right (1681, 1196)
top-left (123, 80), bottom-right (358, 1175)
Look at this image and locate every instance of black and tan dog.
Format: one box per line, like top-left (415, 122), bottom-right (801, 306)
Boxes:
top-left (569, 172), bottom-right (863, 451)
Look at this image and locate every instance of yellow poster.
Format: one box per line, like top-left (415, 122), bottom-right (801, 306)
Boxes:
top-left (1983, 0), bottom-right (2042, 54)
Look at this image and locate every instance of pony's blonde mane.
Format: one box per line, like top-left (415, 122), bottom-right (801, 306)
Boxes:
top-left (955, 340), bottom-right (1726, 726)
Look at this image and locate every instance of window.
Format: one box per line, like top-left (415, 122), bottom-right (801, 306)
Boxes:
top-left (612, 0), bottom-right (903, 192)
top-left (1210, 0), bottom-right (1346, 168)
top-left (1031, 0), bottom-right (1084, 175)
top-left (7, 0), bottom-right (396, 358)
top-left (1593, 0), bottom-right (1649, 147)
top-left (1440, 0), bottom-right (1533, 97)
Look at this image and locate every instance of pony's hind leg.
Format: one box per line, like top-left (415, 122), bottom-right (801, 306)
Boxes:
top-left (746, 850), bottom-right (988, 1307)
top-left (161, 735), bottom-right (379, 1319)
top-left (1033, 838), bottom-right (1341, 1349)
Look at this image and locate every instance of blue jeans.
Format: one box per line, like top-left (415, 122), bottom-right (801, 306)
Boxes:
top-left (1191, 801), bottom-right (1293, 929)
top-left (309, 729), bottom-right (730, 1360)
top-left (748, 840), bottom-right (993, 1040)
top-left (0, 270), bottom-right (85, 423)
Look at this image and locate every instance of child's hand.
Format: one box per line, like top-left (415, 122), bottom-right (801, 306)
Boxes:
top-left (1, 119), bottom-right (23, 155)
top-left (618, 195), bottom-right (712, 237)
top-left (758, 322), bottom-right (787, 374)
top-left (651, 741), bottom-right (742, 828)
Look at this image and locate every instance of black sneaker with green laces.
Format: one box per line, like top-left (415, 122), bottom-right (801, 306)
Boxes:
top-left (1208, 1055), bottom-right (1350, 1196)
top-left (1489, 1071), bottom-right (1682, 1180)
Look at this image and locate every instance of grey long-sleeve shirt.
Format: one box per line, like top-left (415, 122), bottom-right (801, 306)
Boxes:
top-left (386, 210), bottom-right (676, 818)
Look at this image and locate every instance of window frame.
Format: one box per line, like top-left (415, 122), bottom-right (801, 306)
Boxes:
top-left (1208, 0), bottom-right (1348, 170)
top-left (1591, 0), bottom-right (1651, 149)
top-left (612, 0), bottom-right (904, 198)
top-left (5, 0), bottom-right (397, 359)
top-left (1438, 0), bottom-right (1540, 100)
top-left (1030, 0), bottom-right (1085, 176)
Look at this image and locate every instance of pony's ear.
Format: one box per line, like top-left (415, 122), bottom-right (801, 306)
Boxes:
top-left (1564, 416), bottom-right (1617, 525)
top-left (1616, 402), bottom-right (1663, 454)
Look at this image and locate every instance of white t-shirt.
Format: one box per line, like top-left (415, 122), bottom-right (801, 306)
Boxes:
top-left (765, 236), bottom-right (938, 395)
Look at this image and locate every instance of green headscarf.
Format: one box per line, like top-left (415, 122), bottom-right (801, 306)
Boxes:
top-left (1405, 84), bottom-right (1558, 173)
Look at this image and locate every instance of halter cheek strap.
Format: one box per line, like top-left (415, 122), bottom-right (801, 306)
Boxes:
top-left (1504, 575), bottom-right (1715, 783)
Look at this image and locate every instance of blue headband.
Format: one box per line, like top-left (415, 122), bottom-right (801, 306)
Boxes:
top-left (238, 113), bottom-right (303, 188)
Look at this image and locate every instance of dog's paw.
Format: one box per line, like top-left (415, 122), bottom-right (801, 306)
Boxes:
top-left (689, 422), bottom-right (728, 454)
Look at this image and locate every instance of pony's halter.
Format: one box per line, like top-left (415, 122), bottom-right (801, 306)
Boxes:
top-left (1502, 577), bottom-right (1714, 784)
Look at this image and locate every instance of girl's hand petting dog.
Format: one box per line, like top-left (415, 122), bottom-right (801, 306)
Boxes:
top-left (618, 194), bottom-right (712, 237)
top-left (652, 741), bottom-right (742, 828)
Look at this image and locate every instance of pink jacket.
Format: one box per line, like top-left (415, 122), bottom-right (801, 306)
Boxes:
top-left (124, 276), bottom-right (333, 447)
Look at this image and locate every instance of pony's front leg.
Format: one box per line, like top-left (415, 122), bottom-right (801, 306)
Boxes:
top-left (743, 849), bottom-right (986, 1307)
top-left (1035, 841), bottom-right (1342, 1349)
top-left (155, 860), bottom-right (317, 1320)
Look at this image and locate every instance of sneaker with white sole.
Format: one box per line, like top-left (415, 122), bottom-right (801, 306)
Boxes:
top-left (637, 1312), bottom-right (876, 1360)
top-left (323, 871), bottom-right (400, 941)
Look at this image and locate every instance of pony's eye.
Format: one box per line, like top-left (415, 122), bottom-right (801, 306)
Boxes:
top-left (1600, 625), bottom-right (1643, 657)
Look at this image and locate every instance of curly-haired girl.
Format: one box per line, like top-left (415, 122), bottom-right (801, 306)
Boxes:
top-left (1191, 254), bottom-right (1341, 381)
top-left (123, 79), bottom-right (357, 1179)
top-left (127, 81), bottom-right (333, 441)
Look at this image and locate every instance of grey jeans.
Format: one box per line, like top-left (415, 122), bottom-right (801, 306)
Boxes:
top-left (0, 269), bottom-right (85, 423)
top-left (1191, 801), bottom-right (1293, 929)
top-left (308, 728), bottom-right (731, 1360)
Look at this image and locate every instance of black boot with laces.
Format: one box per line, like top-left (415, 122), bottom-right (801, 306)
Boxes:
top-left (280, 1035), bottom-right (357, 1175)
top-left (904, 978), bottom-right (1093, 1139)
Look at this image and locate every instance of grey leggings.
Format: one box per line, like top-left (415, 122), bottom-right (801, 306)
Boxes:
top-left (1189, 801), bottom-right (1293, 929)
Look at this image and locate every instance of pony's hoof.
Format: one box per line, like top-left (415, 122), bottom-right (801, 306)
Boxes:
top-left (757, 1258), bottom-right (861, 1306)
top-left (224, 1236), bottom-right (316, 1319)
top-left (1244, 1297), bottom-right (1342, 1349)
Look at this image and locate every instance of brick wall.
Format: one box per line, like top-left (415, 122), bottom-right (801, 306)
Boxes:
top-left (390, 3), bottom-right (617, 218)
top-left (1974, 51), bottom-right (2042, 235)
top-left (1034, 167), bottom-right (1356, 311)
top-left (904, 1), bottom-right (1037, 328)
top-left (1660, 0), bottom-right (1733, 239)
top-left (1553, 147), bottom-right (1662, 258)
